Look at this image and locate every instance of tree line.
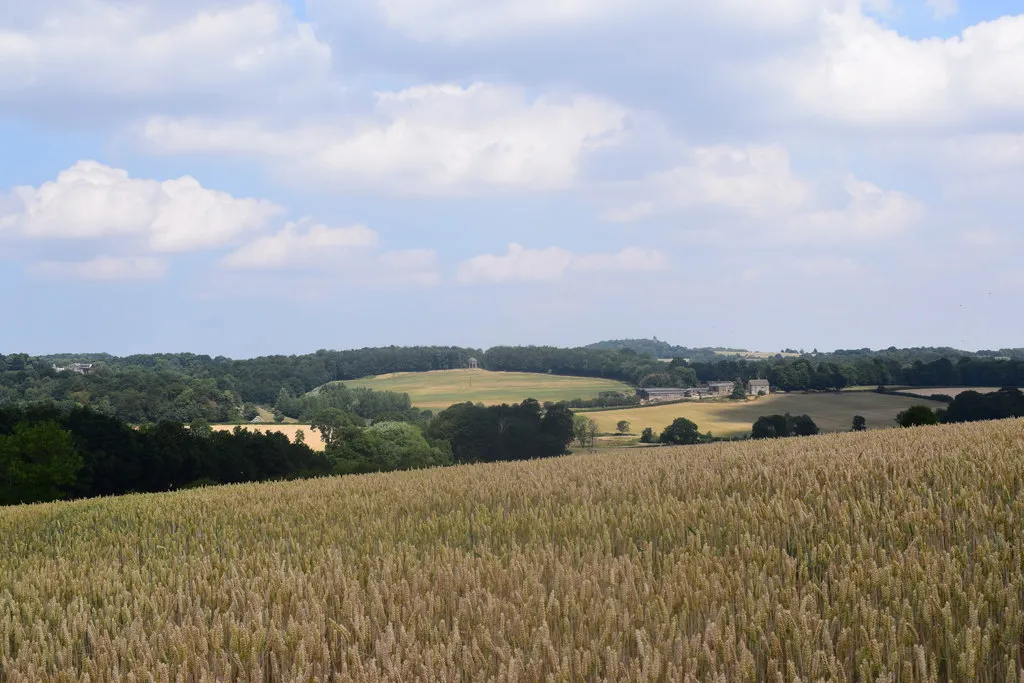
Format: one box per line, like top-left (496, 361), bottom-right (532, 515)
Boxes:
top-left (0, 398), bottom-right (579, 507)
top-left (0, 405), bottom-right (333, 506)
top-left (4, 347), bottom-right (1023, 428)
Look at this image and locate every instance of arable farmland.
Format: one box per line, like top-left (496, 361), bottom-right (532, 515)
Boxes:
top-left (2, 421), bottom-right (1024, 680)
top-left (582, 390), bottom-right (930, 436)
top-left (335, 368), bottom-right (633, 410)
top-left (211, 424), bottom-right (325, 451)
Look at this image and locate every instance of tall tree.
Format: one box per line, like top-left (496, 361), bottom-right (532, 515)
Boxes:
top-left (659, 418), bottom-right (702, 445)
top-left (0, 421), bottom-right (82, 505)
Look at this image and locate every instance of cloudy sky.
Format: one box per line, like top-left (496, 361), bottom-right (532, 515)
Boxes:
top-left (1, 0), bottom-right (1022, 357)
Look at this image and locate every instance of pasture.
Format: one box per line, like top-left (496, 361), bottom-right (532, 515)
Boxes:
top-left (337, 369), bottom-right (633, 410)
top-left (582, 391), bottom-right (930, 436)
top-left (3, 421), bottom-right (1024, 680)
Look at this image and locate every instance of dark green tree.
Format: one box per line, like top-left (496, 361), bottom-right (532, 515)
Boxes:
top-left (791, 414), bottom-right (820, 436)
top-left (730, 381), bottom-right (747, 400)
top-left (896, 405), bottom-right (939, 428)
top-left (752, 414), bottom-right (789, 439)
top-left (0, 421), bottom-right (82, 505)
top-left (640, 427), bottom-right (655, 444)
top-left (851, 415), bottom-right (867, 432)
top-left (311, 408), bottom-right (361, 452)
top-left (616, 420), bottom-right (631, 435)
top-left (659, 417), bottom-right (702, 445)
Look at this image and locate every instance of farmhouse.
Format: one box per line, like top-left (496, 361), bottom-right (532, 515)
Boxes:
top-left (52, 363), bottom-right (94, 375)
top-left (747, 379), bottom-right (771, 396)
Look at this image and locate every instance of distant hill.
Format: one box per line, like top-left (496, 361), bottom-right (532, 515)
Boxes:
top-left (586, 339), bottom-right (749, 361)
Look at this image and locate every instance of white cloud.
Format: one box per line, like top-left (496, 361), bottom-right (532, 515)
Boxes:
top-left (140, 83), bottom-right (628, 195)
top-left (604, 140), bottom-right (922, 243)
top-left (457, 243), bottom-right (665, 284)
top-left (778, 11), bottom-right (1024, 125)
top-left (788, 176), bottom-right (923, 242)
top-left (27, 256), bottom-right (168, 281)
top-left (221, 219), bottom-right (378, 269)
top-left (221, 223), bottom-right (442, 287)
top-left (0, 161), bottom-right (282, 252)
top-left (0, 1), bottom-right (334, 114)
top-left (604, 145), bottom-right (809, 222)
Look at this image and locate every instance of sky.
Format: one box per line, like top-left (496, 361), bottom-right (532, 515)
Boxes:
top-left (1, 0), bottom-right (1023, 357)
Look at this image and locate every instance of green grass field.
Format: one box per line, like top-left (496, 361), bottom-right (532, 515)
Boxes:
top-left (582, 391), bottom-right (931, 437)
top-left (338, 369), bottom-right (633, 411)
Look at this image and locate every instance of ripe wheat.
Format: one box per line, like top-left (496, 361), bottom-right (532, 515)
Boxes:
top-left (1, 420), bottom-right (1023, 681)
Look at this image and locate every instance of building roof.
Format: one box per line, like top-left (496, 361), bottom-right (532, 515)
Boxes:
top-left (749, 379), bottom-right (770, 385)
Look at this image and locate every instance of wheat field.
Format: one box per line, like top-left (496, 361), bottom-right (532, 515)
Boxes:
top-left (2, 420), bottom-right (1024, 681)
top-left (335, 369), bottom-right (633, 410)
top-left (583, 391), bottom-right (929, 436)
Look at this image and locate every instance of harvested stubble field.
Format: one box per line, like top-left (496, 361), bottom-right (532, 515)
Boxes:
top-left (210, 423), bottom-right (326, 451)
top-left (584, 391), bottom-right (929, 437)
top-left (337, 369), bottom-right (633, 411)
top-left (2, 420), bottom-right (1024, 680)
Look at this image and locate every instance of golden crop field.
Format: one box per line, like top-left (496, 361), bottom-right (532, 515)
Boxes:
top-left (583, 391), bottom-right (931, 436)
top-left (2, 420), bottom-right (1024, 680)
top-left (337, 369), bottom-right (633, 410)
top-left (211, 424), bottom-right (325, 451)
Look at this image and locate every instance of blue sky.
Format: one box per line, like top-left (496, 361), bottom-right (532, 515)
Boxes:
top-left (1, 0), bottom-right (1022, 357)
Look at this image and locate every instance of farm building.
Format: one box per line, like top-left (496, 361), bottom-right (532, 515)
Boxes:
top-left (637, 387), bottom-right (712, 403)
top-left (707, 382), bottom-right (736, 397)
top-left (747, 379), bottom-right (771, 396)
top-left (637, 388), bottom-right (687, 402)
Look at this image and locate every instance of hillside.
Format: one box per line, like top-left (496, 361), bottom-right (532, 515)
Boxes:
top-left (334, 369), bottom-right (633, 411)
top-left (583, 390), bottom-right (930, 436)
top-left (2, 421), bottom-right (1023, 680)
top-left (586, 338), bottom-right (749, 361)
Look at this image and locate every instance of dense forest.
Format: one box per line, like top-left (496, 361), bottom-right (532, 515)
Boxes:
top-left (2, 343), bottom-right (1023, 426)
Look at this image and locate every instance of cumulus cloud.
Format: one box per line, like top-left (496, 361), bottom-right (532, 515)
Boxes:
top-left (0, 161), bottom-right (282, 252)
top-left (221, 222), bottom-right (442, 287)
top-left (457, 243), bottom-right (665, 284)
top-left (776, 12), bottom-right (1024, 126)
top-left (604, 145), bottom-right (809, 222)
top-left (0, 1), bottom-right (333, 110)
top-left (139, 83), bottom-right (628, 195)
top-left (27, 256), bottom-right (168, 281)
top-left (789, 177), bottom-right (923, 241)
top-left (604, 144), bottom-right (921, 243)
top-left (221, 219), bottom-right (378, 269)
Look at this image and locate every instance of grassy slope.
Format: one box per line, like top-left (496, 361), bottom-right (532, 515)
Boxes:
top-left (582, 391), bottom-right (931, 436)
top-left (2, 421), bottom-right (1023, 680)
top-left (337, 369), bottom-right (633, 411)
